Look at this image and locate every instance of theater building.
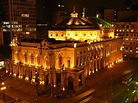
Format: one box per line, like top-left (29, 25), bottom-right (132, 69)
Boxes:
top-left (7, 11), bottom-right (123, 91)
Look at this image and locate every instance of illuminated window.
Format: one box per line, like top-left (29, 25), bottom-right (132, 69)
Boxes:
top-left (131, 30), bottom-right (134, 32)
top-left (125, 38), bottom-right (129, 40)
top-left (136, 47), bottom-right (138, 53)
top-left (26, 32), bottom-right (30, 35)
top-left (130, 38), bottom-right (133, 40)
top-left (130, 47), bottom-right (132, 52)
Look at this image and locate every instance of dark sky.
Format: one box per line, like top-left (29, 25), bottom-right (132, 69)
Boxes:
top-left (36, 0), bottom-right (138, 23)
top-left (62, 0), bottom-right (138, 16)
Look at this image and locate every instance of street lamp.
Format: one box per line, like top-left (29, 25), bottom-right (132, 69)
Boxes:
top-left (1, 81), bottom-right (6, 103)
top-left (35, 71), bottom-right (39, 95)
top-left (132, 89), bottom-right (136, 101)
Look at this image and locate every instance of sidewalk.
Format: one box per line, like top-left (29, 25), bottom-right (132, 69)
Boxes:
top-left (4, 75), bottom-right (96, 103)
top-left (4, 76), bottom-right (56, 103)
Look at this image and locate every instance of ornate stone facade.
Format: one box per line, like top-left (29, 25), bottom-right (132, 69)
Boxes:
top-left (8, 11), bottom-right (123, 91)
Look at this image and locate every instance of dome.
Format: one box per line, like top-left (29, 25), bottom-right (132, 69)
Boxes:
top-left (52, 11), bottom-right (100, 30)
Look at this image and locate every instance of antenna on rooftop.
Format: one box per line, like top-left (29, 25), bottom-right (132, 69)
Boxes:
top-left (73, 6), bottom-right (76, 12)
top-left (82, 7), bottom-right (86, 18)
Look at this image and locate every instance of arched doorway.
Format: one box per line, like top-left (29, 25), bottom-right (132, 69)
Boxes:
top-left (56, 73), bottom-right (61, 87)
top-left (68, 76), bottom-right (74, 90)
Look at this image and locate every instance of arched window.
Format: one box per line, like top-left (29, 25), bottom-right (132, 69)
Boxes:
top-left (67, 60), bottom-right (70, 68)
top-left (45, 56), bottom-right (49, 68)
top-left (83, 34), bottom-right (86, 36)
top-left (37, 56), bottom-right (40, 65)
top-left (31, 54), bottom-right (34, 64)
top-left (24, 53), bottom-right (27, 63)
top-left (75, 34), bottom-right (78, 36)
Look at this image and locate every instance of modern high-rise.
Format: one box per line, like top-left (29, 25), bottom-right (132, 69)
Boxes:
top-left (0, 0), bottom-right (37, 43)
top-left (0, 20), bottom-right (4, 45)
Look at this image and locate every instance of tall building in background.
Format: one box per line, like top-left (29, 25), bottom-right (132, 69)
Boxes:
top-left (53, 1), bottom-right (68, 24)
top-left (0, 20), bottom-right (4, 46)
top-left (100, 0), bottom-right (138, 59)
top-left (0, 0), bottom-right (37, 44)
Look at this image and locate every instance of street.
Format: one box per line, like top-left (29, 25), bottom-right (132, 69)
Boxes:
top-left (78, 59), bottom-right (138, 103)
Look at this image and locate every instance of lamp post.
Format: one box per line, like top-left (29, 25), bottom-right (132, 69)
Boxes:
top-left (1, 81), bottom-right (6, 103)
top-left (132, 89), bottom-right (136, 101)
top-left (35, 71), bottom-right (39, 95)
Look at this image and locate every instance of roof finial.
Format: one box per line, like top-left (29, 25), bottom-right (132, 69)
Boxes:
top-left (73, 6), bottom-right (76, 12)
top-left (82, 7), bottom-right (86, 18)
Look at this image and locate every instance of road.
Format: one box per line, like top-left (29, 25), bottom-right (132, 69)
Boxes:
top-left (78, 59), bottom-right (138, 103)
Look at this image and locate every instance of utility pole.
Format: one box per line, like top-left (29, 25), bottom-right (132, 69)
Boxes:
top-left (35, 70), bottom-right (39, 95)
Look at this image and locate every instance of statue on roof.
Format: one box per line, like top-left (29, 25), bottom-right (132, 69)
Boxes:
top-left (37, 39), bottom-right (50, 50)
top-left (10, 37), bottom-right (19, 47)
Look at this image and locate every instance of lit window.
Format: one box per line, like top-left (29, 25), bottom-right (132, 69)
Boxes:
top-left (26, 32), bottom-right (30, 35)
top-left (136, 47), bottom-right (138, 53)
top-left (125, 47), bottom-right (128, 52)
top-left (131, 30), bottom-right (134, 32)
top-left (125, 38), bottom-right (129, 40)
top-left (130, 38), bottom-right (133, 40)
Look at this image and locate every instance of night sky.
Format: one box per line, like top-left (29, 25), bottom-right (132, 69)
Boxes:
top-left (36, 0), bottom-right (138, 24)
top-left (63, 0), bottom-right (138, 16)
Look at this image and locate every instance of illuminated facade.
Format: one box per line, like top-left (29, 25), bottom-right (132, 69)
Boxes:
top-left (115, 21), bottom-right (138, 58)
top-left (0, 0), bottom-right (36, 40)
top-left (8, 11), bottom-right (123, 91)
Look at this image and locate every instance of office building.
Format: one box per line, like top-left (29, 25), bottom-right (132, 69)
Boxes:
top-left (0, 0), bottom-right (37, 43)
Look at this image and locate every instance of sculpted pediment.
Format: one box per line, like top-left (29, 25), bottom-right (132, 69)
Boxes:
top-left (37, 39), bottom-right (50, 49)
